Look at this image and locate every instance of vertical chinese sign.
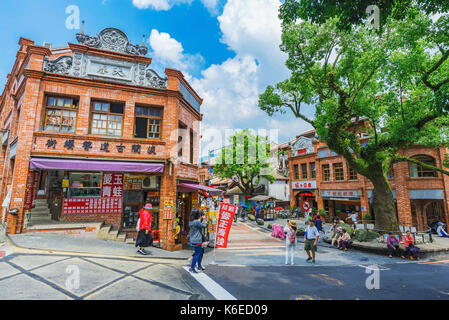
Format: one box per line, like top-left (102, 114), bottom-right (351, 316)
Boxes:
top-left (163, 200), bottom-right (174, 219)
top-left (215, 203), bottom-right (238, 248)
top-left (24, 171), bottom-right (36, 210)
top-left (101, 173), bottom-right (123, 213)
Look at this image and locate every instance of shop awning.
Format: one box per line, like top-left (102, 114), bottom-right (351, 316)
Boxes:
top-left (178, 182), bottom-right (223, 195)
top-left (29, 157), bottom-right (164, 173)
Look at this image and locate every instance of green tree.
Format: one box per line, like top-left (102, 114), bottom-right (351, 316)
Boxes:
top-left (214, 130), bottom-right (276, 197)
top-left (280, 0), bottom-right (449, 30)
top-left (259, 4), bottom-right (449, 230)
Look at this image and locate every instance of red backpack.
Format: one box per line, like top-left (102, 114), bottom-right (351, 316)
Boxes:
top-left (288, 227), bottom-right (296, 244)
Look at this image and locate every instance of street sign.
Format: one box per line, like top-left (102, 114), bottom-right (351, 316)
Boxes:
top-left (302, 200), bottom-right (310, 212)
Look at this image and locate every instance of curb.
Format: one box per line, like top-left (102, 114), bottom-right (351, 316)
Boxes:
top-left (6, 233), bottom-right (190, 261)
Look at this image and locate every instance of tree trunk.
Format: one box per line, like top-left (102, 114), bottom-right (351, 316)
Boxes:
top-left (370, 172), bottom-right (399, 231)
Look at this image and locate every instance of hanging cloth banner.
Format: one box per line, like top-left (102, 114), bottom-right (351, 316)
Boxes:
top-left (215, 203), bottom-right (238, 248)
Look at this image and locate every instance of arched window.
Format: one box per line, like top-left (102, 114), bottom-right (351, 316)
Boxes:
top-left (409, 155), bottom-right (437, 178)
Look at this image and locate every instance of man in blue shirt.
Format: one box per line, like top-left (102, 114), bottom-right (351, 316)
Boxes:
top-left (304, 220), bottom-right (319, 264)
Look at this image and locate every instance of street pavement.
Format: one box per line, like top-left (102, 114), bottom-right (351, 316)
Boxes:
top-left (2, 219), bottom-right (449, 300)
top-left (194, 220), bottom-right (449, 300)
top-left (0, 251), bottom-right (213, 300)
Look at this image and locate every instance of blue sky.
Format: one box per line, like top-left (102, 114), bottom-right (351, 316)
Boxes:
top-left (0, 0), bottom-right (314, 156)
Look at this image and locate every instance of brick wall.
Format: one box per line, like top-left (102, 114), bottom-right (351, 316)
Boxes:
top-left (0, 35), bottom-right (202, 251)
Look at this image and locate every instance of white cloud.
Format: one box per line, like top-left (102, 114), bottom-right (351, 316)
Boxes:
top-left (132, 0), bottom-right (219, 13)
top-left (132, 0), bottom-right (193, 11)
top-left (192, 0), bottom-right (309, 158)
top-left (200, 0), bottom-right (220, 15)
top-left (148, 29), bottom-right (204, 72)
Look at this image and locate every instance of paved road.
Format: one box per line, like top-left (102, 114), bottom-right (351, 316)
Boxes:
top-left (0, 252), bottom-right (212, 300)
top-left (200, 260), bottom-right (449, 300)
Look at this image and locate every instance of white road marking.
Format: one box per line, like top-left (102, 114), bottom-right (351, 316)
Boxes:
top-left (221, 246), bottom-right (285, 250)
top-left (357, 264), bottom-right (390, 270)
top-left (183, 267), bottom-right (237, 300)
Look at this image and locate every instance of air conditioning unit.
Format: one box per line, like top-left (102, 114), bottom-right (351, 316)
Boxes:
top-left (142, 176), bottom-right (157, 189)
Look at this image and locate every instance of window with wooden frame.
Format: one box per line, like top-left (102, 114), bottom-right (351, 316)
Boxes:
top-left (310, 162), bottom-right (316, 179)
top-left (322, 164), bottom-right (330, 181)
top-left (293, 164), bottom-right (299, 180)
top-left (91, 101), bottom-right (124, 136)
top-left (301, 163), bottom-right (308, 179)
top-left (409, 155), bottom-right (437, 178)
top-left (348, 166), bottom-right (358, 180)
top-left (43, 96), bottom-right (78, 133)
top-left (178, 122), bottom-right (187, 158)
top-left (134, 105), bottom-right (163, 139)
top-left (333, 163), bottom-right (344, 181)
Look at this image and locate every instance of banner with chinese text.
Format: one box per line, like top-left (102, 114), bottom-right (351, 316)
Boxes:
top-left (215, 203), bottom-right (238, 248)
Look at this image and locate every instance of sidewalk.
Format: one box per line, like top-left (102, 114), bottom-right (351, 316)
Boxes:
top-left (7, 232), bottom-right (193, 260)
top-left (244, 218), bottom-right (449, 258)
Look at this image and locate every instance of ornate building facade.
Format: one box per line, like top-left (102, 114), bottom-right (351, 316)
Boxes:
top-left (0, 27), bottom-right (205, 251)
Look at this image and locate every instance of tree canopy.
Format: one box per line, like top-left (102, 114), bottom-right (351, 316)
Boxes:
top-left (260, 2), bottom-right (449, 229)
top-left (214, 130), bottom-right (276, 196)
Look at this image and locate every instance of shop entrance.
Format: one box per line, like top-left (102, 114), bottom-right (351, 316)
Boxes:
top-left (176, 192), bottom-right (192, 242)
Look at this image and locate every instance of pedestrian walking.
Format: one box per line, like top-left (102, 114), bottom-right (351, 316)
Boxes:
top-left (284, 220), bottom-right (297, 265)
top-left (135, 203), bottom-right (153, 255)
top-left (241, 205), bottom-right (246, 221)
top-left (313, 212), bottom-right (323, 232)
top-left (255, 203), bottom-right (261, 219)
top-left (346, 211), bottom-right (358, 230)
top-left (304, 220), bottom-right (319, 264)
top-left (188, 209), bottom-right (207, 273)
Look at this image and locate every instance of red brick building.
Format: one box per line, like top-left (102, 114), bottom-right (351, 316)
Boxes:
top-left (288, 130), bottom-right (449, 228)
top-left (0, 27), bottom-right (206, 251)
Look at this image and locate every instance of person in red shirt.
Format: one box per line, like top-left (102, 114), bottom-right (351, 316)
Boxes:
top-left (135, 203), bottom-right (153, 255)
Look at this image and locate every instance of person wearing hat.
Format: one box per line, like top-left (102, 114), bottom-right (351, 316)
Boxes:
top-left (135, 203), bottom-right (153, 255)
top-left (331, 226), bottom-right (343, 248)
top-left (284, 220), bottom-right (297, 265)
top-left (437, 222), bottom-right (449, 237)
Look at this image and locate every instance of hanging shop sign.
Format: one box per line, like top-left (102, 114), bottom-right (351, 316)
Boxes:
top-left (215, 203), bottom-right (238, 248)
top-left (292, 180), bottom-right (316, 190)
top-left (321, 190), bottom-right (359, 199)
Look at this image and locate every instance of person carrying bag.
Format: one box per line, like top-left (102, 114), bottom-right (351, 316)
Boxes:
top-left (135, 203), bottom-right (153, 255)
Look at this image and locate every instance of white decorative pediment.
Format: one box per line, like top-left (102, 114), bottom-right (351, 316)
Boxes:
top-left (43, 53), bottom-right (168, 89)
top-left (76, 27), bottom-right (148, 56)
top-left (291, 136), bottom-right (314, 157)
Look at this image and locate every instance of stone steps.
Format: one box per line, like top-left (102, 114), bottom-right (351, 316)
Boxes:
top-left (96, 224), bottom-right (134, 243)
